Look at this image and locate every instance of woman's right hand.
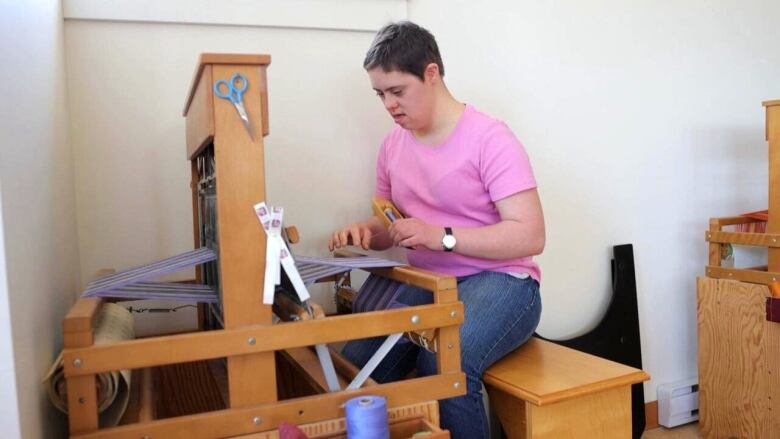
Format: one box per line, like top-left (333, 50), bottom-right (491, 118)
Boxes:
top-left (328, 222), bottom-right (373, 251)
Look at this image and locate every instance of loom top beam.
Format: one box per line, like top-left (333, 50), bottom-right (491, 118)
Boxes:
top-left (183, 53), bottom-right (271, 116)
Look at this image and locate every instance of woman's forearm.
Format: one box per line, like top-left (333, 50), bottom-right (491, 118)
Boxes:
top-left (447, 219), bottom-right (545, 260)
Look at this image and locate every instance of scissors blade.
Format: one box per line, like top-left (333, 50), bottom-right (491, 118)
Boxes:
top-left (233, 102), bottom-right (255, 140)
top-left (240, 116), bottom-right (256, 140)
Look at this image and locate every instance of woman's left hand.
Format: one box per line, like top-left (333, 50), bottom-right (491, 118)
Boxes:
top-left (388, 218), bottom-right (442, 251)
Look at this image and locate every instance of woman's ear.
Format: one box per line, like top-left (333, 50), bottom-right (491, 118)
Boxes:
top-left (424, 63), bottom-right (440, 83)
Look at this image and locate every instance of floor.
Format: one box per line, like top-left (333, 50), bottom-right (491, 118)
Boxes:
top-left (642, 423), bottom-right (699, 439)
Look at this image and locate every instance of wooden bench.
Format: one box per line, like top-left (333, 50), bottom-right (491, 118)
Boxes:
top-left (484, 337), bottom-right (649, 439)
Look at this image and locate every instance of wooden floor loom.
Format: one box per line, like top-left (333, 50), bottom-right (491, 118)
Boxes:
top-left (698, 99), bottom-right (780, 438)
top-left (61, 53), bottom-right (465, 438)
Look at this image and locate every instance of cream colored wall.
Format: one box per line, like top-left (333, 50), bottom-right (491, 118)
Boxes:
top-left (0, 184), bottom-right (21, 438)
top-left (0, 1), bottom-right (81, 437)
top-left (409, 0), bottom-right (780, 400)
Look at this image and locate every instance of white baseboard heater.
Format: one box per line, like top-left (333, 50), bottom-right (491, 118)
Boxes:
top-left (657, 377), bottom-right (699, 428)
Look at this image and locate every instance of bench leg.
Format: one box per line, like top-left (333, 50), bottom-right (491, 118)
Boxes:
top-left (489, 386), bottom-right (632, 439)
top-left (488, 386), bottom-right (527, 438)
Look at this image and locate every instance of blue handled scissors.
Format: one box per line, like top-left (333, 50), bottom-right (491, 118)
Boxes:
top-left (213, 73), bottom-right (255, 140)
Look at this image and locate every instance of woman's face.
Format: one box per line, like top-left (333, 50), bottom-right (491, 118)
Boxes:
top-left (368, 66), bottom-right (436, 132)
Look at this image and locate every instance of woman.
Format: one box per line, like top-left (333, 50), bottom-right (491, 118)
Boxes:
top-left (328, 21), bottom-right (544, 439)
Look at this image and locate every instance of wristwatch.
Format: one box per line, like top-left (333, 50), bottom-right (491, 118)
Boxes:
top-left (442, 227), bottom-right (456, 252)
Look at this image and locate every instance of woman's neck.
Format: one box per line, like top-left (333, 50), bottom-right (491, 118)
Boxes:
top-left (413, 92), bottom-right (465, 145)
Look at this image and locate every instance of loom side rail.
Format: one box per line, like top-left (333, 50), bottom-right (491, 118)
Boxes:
top-left (63, 297), bottom-right (104, 433)
top-left (69, 375), bottom-right (459, 439)
top-left (706, 215), bottom-right (780, 284)
top-left (62, 303), bottom-right (463, 377)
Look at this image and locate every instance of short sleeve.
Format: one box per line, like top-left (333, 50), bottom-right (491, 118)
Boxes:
top-left (480, 122), bottom-right (537, 202)
top-left (375, 137), bottom-right (392, 199)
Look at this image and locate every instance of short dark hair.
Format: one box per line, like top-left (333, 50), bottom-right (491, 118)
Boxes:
top-left (363, 21), bottom-right (444, 81)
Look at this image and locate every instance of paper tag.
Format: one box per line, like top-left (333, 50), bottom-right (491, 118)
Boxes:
top-left (254, 202), bottom-right (311, 304)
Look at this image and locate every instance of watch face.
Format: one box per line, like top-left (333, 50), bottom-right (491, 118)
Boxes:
top-left (442, 234), bottom-right (456, 249)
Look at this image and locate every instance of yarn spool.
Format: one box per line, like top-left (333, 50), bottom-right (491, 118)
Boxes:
top-left (345, 395), bottom-right (389, 438)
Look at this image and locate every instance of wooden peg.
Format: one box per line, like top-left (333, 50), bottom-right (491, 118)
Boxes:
top-left (768, 280), bottom-right (780, 298)
top-left (284, 226), bottom-right (299, 244)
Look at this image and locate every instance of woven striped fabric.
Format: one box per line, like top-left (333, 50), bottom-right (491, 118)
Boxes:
top-left (353, 274), bottom-right (405, 313)
top-left (84, 281), bottom-right (219, 303)
top-left (294, 256), bottom-right (404, 285)
top-left (82, 247), bottom-right (217, 301)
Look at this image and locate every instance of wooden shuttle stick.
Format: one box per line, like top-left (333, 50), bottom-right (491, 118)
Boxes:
top-left (372, 196), bottom-right (404, 228)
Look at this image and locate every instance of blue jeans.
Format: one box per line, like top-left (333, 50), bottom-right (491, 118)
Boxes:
top-left (342, 271), bottom-right (542, 439)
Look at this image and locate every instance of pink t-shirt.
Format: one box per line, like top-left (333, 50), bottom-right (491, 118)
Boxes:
top-left (376, 104), bottom-right (541, 282)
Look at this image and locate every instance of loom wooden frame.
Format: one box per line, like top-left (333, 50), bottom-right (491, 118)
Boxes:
top-left (698, 100), bottom-right (780, 438)
top-left (61, 53), bottom-right (465, 438)
top-left (705, 100), bottom-right (780, 284)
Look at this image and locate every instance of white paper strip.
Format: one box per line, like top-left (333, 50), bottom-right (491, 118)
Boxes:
top-left (254, 202), bottom-right (311, 304)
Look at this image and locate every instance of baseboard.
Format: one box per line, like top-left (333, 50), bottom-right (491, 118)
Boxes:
top-left (645, 400), bottom-right (659, 431)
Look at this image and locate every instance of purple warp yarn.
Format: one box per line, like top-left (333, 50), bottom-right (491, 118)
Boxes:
top-left (345, 395), bottom-right (389, 438)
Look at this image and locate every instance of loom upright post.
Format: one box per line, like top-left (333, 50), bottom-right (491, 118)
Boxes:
top-left (766, 100), bottom-right (780, 273)
top-left (183, 53), bottom-right (276, 407)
